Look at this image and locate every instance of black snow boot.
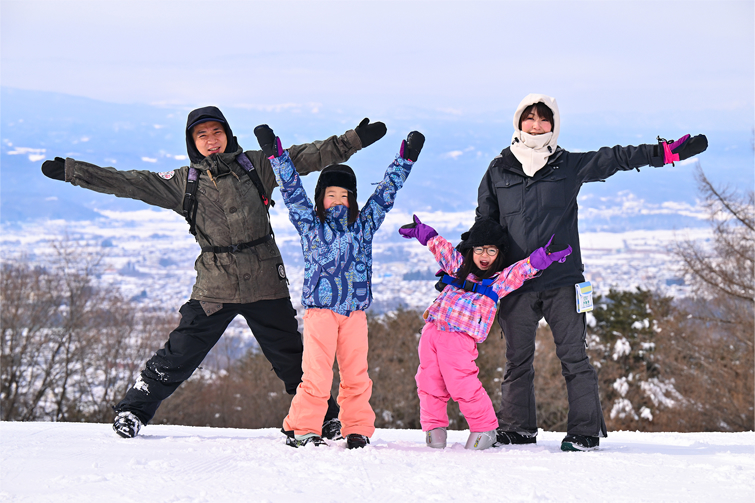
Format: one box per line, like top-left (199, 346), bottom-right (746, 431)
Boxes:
top-left (286, 434), bottom-right (328, 448)
top-left (561, 434), bottom-right (600, 451)
top-left (346, 434), bottom-right (370, 449)
top-left (321, 418), bottom-right (343, 440)
top-left (496, 429), bottom-right (536, 445)
top-left (113, 411), bottom-right (142, 438)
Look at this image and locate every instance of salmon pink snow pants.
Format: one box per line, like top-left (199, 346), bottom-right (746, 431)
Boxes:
top-left (415, 321), bottom-right (498, 432)
top-left (283, 308), bottom-right (375, 438)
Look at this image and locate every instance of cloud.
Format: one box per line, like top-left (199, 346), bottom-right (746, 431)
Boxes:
top-left (442, 150), bottom-right (464, 160)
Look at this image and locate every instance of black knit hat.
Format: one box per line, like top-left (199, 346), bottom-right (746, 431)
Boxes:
top-left (315, 164), bottom-right (357, 202)
top-left (457, 219), bottom-right (509, 256)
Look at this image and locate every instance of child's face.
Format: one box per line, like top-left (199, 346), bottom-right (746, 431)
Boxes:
top-left (520, 111), bottom-right (552, 136)
top-left (473, 246), bottom-right (499, 271)
top-left (323, 186), bottom-right (350, 210)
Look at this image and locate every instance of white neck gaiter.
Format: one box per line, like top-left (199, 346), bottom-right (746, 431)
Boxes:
top-left (509, 94), bottom-right (560, 177)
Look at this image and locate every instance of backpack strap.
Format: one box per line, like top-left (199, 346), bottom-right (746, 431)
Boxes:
top-left (236, 152), bottom-right (275, 209)
top-left (182, 167), bottom-right (201, 237)
top-left (440, 274), bottom-right (499, 303)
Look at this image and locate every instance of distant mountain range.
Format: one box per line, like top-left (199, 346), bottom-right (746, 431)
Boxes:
top-left (2, 87), bottom-right (752, 231)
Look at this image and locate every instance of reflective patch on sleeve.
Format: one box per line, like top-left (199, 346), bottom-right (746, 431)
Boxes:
top-left (158, 170), bottom-right (175, 180)
top-left (277, 263), bottom-right (287, 280)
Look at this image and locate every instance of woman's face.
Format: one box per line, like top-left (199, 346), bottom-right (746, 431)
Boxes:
top-left (473, 246), bottom-right (499, 271)
top-left (520, 110), bottom-right (553, 136)
top-left (322, 186), bottom-right (350, 210)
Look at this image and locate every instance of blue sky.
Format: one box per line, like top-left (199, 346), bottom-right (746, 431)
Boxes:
top-left (2, 0), bottom-right (753, 125)
top-left (1, 0), bottom-right (752, 217)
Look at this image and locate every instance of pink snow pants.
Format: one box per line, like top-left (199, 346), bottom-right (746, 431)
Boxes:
top-left (415, 321), bottom-right (498, 432)
top-left (283, 308), bottom-right (376, 438)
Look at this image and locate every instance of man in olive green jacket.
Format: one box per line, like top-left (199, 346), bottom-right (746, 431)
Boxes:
top-left (41, 106), bottom-right (387, 438)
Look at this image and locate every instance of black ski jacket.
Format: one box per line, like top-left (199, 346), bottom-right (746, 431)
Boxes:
top-left (476, 144), bottom-right (664, 295)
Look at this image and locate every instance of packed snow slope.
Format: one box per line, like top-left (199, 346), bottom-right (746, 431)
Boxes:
top-left (0, 422), bottom-right (752, 502)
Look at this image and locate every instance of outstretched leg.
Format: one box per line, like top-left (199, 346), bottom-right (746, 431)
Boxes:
top-left (115, 300), bottom-right (236, 425)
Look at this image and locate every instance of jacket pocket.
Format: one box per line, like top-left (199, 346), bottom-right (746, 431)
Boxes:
top-left (494, 178), bottom-right (524, 216)
top-left (198, 252), bottom-right (239, 300)
top-left (537, 174), bottom-right (567, 209)
top-left (256, 240), bottom-right (282, 262)
top-left (353, 281), bottom-right (369, 302)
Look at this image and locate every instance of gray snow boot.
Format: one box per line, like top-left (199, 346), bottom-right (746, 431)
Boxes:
top-left (113, 411), bottom-right (142, 438)
top-left (465, 430), bottom-right (497, 450)
top-left (425, 427), bottom-right (447, 449)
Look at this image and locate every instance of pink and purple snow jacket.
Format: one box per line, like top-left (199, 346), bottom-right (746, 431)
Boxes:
top-left (424, 235), bottom-right (539, 343)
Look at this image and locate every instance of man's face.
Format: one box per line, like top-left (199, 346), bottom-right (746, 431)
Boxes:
top-left (192, 121), bottom-right (228, 157)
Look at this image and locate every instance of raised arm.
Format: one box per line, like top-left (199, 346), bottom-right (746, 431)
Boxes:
top-left (255, 125), bottom-right (316, 236)
top-left (493, 236), bottom-right (573, 297)
top-left (359, 131), bottom-right (424, 241)
top-left (244, 118), bottom-right (387, 194)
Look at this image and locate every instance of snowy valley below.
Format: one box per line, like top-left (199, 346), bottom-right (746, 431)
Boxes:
top-left (0, 206), bottom-right (711, 353)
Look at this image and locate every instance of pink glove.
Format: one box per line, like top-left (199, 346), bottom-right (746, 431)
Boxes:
top-left (529, 235), bottom-right (572, 270)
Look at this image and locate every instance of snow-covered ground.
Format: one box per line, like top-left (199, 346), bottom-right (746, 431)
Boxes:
top-left (0, 422), bottom-right (752, 502)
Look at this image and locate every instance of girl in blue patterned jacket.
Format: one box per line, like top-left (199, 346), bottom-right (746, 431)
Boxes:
top-left (255, 125), bottom-right (424, 449)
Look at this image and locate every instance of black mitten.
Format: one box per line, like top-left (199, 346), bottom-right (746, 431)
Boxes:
top-left (254, 124), bottom-right (282, 158)
top-left (355, 118), bottom-right (387, 148)
top-left (400, 131), bottom-right (425, 162)
top-left (659, 134), bottom-right (708, 165)
top-left (41, 157), bottom-right (66, 181)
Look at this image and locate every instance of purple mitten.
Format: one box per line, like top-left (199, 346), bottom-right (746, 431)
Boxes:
top-left (399, 214), bottom-right (438, 246)
top-left (529, 235), bottom-right (572, 270)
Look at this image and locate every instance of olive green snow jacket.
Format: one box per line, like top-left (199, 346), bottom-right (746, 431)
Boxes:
top-left (63, 130), bottom-right (362, 304)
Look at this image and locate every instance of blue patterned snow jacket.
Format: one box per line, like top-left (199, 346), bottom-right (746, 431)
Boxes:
top-left (270, 151), bottom-right (412, 316)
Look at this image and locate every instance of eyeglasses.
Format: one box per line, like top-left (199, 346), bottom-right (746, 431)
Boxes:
top-left (473, 247), bottom-right (499, 256)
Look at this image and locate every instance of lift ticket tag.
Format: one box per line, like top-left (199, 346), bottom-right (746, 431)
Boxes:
top-left (575, 281), bottom-right (594, 313)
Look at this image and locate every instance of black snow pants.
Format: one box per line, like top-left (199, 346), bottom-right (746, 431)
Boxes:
top-left (496, 285), bottom-right (607, 438)
top-left (115, 298), bottom-right (339, 425)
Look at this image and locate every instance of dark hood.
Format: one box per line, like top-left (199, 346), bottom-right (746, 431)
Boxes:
top-left (185, 106), bottom-right (240, 164)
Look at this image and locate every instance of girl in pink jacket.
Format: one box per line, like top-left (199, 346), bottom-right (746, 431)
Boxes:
top-left (399, 216), bottom-right (571, 450)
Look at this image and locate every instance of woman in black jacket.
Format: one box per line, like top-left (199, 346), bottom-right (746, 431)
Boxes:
top-left (476, 94), bottom-right (707, 451)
